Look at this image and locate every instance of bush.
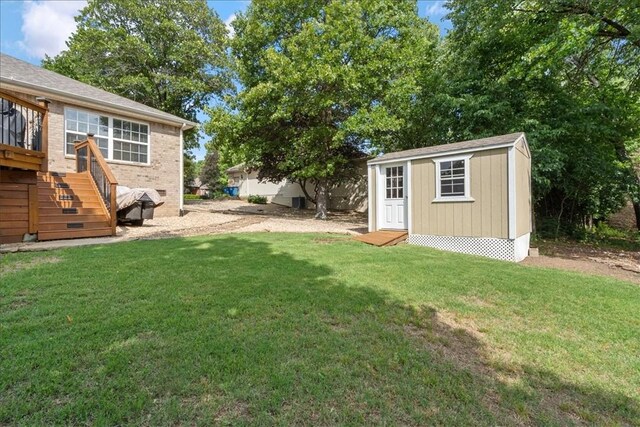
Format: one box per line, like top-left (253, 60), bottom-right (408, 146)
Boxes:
top-left (248, 194), bottom-right (267, 204)
top-left (534, 216), bottom-right (640, 251)
top-left (183, 194), bottom-right (202, 200)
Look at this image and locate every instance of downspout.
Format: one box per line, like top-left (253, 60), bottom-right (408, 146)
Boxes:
top-left (179, 123), bottom-right (186, 216)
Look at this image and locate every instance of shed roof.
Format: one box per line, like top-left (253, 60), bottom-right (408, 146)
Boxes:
top-left (368, 133), bottom-right (526, 164)
top-left (0, 53), bottom-right (196, 129)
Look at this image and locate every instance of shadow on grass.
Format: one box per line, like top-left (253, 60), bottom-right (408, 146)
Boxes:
top-left (1, 234), bottom-right (638, 425)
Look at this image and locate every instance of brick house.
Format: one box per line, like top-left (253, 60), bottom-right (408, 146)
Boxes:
top-left (0, 53), bottom-right (196, 243)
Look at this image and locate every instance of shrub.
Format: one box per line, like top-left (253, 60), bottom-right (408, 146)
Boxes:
top-left (184, 194), bottom-right (202, 200)
top-left (248, 194), bottom-right (267, 204)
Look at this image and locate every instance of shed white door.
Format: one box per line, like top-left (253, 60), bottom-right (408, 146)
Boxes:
top-left (379, 163), bottom-right (407, 230)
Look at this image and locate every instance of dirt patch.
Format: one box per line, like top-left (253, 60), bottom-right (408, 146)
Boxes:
top-left (523, 255), bottom-right (639, 285)
top-left (0, 255), bottom-right (63, 277)
top-left (129, 216), bottom-right (268, 240)
top-left (523, 241), bottom-right (639, 285)
top-left (459, 295), bottom-right (496, 309)
top-left (8, 289), bottom-right (33, 310)
top-left (114, 200), bottom-right (367, 242)
top-left (187, 199), bottom-right (367, 224)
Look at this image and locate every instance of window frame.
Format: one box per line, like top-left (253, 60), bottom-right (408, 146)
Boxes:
top-left (433, 154), bottom-right (474, 202)
top-left (64, 107), bottom-right (151, 166)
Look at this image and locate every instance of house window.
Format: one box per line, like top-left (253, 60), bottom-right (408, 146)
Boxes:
top-left (434, 155), bottom-right (473, 201)
top-left (65, 109), bottom-right (109, 157)
top-left (112, 119), bottom-right (149, 163)
top-left (64, 108), bottom-right (150, 165)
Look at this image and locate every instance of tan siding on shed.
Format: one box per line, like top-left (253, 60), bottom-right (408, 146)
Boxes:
top-left (411, 148), bottom-right (509, 238)
top-left (515, 140), bottom-right (532, 237)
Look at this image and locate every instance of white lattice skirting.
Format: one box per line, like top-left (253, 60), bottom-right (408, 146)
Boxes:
top-left (407, 233), bottom-right (530, 262)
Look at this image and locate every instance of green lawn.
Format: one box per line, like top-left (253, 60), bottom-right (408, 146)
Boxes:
top-left (1, 233), bottom-right (639, 425)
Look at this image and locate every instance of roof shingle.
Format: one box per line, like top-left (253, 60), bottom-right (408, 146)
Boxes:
top-left (368, 132), bottom-right (525, 164)
top-left (0, 53), bottom-right (196, 128)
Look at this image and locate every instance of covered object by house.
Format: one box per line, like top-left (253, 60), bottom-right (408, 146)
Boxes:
top-left (367, 133), bottom-right (532, 262)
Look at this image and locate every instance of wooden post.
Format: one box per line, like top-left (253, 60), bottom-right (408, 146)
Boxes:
top-left (86, 134), bottom-right (94, 173)
top-left (110, 182), bottom-right (117, 235)
top-left (36, 97), bottom-right (50, 173)
top-left (28, 184), bottom-right (38, 234)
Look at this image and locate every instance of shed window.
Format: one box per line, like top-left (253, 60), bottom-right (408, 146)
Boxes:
top-left (434, 154), bottom-right (473, 202)
top-left (64, 108), bottom-right (150, 165)
top-left (440, 160), bottom-right (465, 196)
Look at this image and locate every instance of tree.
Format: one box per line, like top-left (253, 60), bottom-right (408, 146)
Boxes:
top-left (43, 0), bottom-right (232, 165)
top-left (199, 151), bottom-right (221, 195)
top-left (206, 0), bottom-right (438, 219)
top-left (418, 0), bottom-right (640, 230)
top-left (183, 153), bottom-right (198, 188)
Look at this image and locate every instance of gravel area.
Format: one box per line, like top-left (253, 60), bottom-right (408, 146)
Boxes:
top-left (117, 199), bottom-right (367, 240)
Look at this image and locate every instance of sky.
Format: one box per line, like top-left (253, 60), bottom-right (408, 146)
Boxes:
top-left (0, 0), bottom-right (451, 160)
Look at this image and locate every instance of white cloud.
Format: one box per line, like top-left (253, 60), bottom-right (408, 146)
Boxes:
top-left (225, 14), bottom-right (236, 38)
top-left (426, 1), bottom-right (448, 17)
top-left (20, 0), bottom-right (86, 59)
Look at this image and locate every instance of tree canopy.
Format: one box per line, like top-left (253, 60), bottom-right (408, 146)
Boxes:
top-left (43, 0), bottom-right (232, 153)
top-left (206, 0), bottom-right (438, 218)
top-left (402, 0), bottom-right (640, 230)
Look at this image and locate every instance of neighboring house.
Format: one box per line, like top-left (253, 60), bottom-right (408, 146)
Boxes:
top-left (367, 133), bottom-right (532, 262)
top-left (226, 160), bottom-right (368, 212)
top-left (185, 178), bottom-right (209, 197)
top-left (0, 53), bottom-right (195, 243)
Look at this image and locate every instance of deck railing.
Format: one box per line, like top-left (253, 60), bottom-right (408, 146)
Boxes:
top-left (0, 90), bottom-right (48, 171)
top-left (75, 135), bottom-right (118, 235)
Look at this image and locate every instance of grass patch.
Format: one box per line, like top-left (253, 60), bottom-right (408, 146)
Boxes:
top-left (1, 233), bottom-right (639, 425)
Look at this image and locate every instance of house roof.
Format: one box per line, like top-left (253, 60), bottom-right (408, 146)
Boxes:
top-left (226, 163), bottom-right (246, 173)
top-left (368, 133), bottom-right (526, 165)
top-left (0, 53), bottom-right (196, 129)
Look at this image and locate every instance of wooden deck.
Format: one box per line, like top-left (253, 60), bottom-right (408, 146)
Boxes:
top-left (354, 230), bottom-right (408, 247)
top-left (0, 144), bottom-right (46, 171)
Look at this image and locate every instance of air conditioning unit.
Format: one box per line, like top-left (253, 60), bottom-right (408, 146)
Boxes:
top-left (292, 196), bottom-right (306, 209)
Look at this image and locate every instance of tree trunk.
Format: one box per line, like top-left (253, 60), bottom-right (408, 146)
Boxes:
top-left (298, 179), bottom-right (317, 205)
top-left (314, 180), bottom-right (328, 220)
top-left (634, 201), bottom-right (640, 231)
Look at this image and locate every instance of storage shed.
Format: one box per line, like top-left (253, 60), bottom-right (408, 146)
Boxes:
top-left (367, 132), bottom-right (532, 262)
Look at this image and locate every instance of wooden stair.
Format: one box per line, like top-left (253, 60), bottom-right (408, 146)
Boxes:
top-left (354, 230), bottom-right (408, 247)
top-left (36, 172), bottom-right (114, 241)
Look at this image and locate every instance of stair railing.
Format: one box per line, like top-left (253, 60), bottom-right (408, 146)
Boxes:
top-left (74, 134), bottom-right (118, 235)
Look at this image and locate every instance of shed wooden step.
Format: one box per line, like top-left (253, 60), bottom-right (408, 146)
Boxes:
top-left (354, 230), bottom-right (408, 247)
